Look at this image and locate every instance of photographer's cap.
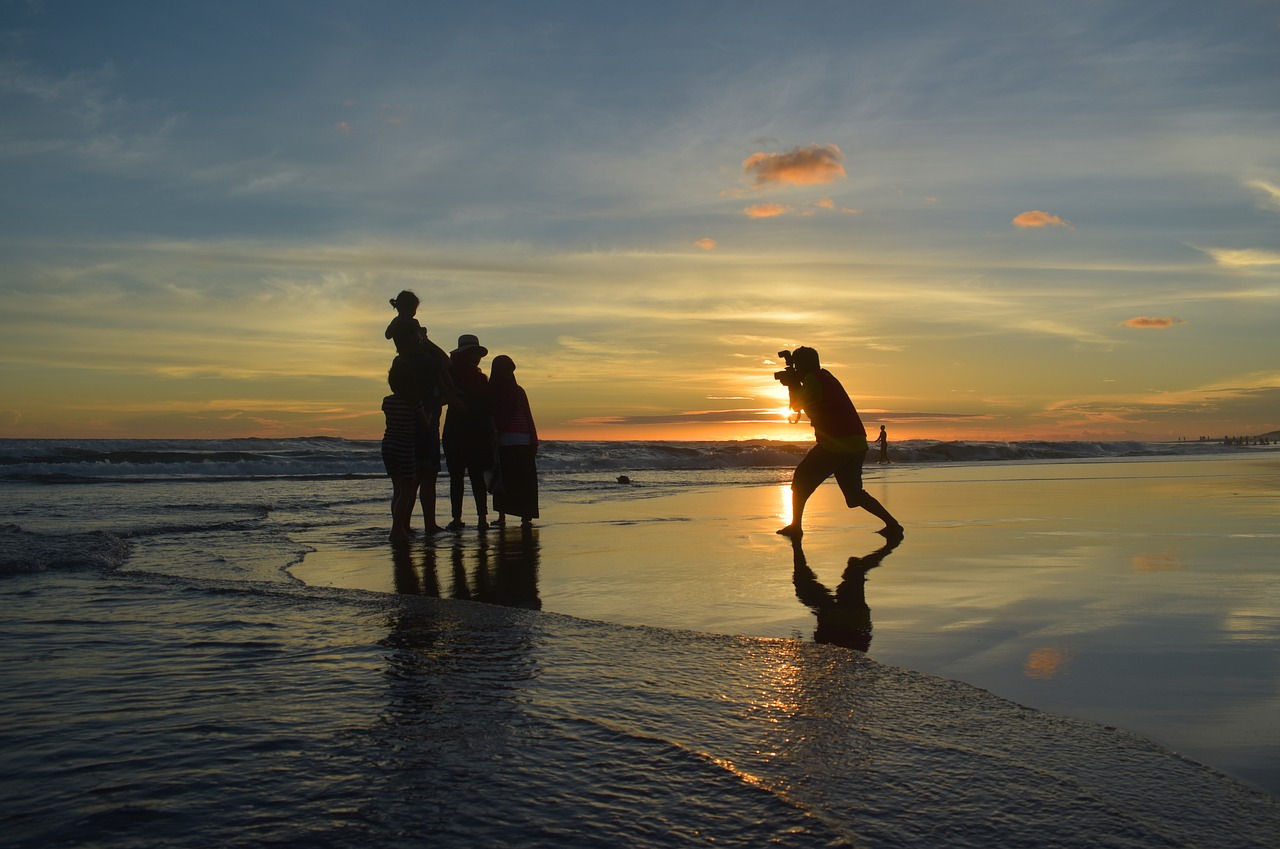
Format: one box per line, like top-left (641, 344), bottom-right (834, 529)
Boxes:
top-left (792, 346), bottom-right (820, 370)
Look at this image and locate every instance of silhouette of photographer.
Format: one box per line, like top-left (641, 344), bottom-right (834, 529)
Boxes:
top-left (774, 346), bottom-right (903, 539)
top-left (790, 537), bottom-right (900, 651)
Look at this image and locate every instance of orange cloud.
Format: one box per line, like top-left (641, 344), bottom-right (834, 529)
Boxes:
top-left (743, 144), bottom-right (846, 187)
top-left (694, 237), bottom-right (717, 250)
top-left (1123, 316), bottom-right (1183, 329)
top-left (744, 203), bottom-right (791, 219)
top-left (1012, 210), bottom-right (1069, 229)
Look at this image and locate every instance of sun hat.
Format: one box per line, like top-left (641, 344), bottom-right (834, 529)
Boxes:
top-left (451, 334), bottom-right (488, 356)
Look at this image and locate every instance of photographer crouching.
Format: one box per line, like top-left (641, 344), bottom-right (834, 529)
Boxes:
top-left (774, 347), bottom-right (904, 540)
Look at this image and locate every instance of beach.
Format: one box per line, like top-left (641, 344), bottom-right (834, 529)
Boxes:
top-left (2, 440), bottom-right (1278, 847)
top-left (292, 453), bottom-right (1280, 797)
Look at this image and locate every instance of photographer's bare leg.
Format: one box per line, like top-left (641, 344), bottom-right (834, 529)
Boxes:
top-left (776, 487), bottom-right (811, 538)
top-left (837, 450), bottom-right (904, 538)
top-left (853, 490), bottom-right (903, 538)
top-left (777, 448), bottom-right (828, 538)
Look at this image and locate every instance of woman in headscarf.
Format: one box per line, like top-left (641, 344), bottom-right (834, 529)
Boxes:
top-left (488, 354), bottom-right (539, 526)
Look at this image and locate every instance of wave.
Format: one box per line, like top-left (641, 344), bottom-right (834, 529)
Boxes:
top-left (0, 436), bottom-right (1261, 484)
top-left (0, 523), bottom-right (131, 575)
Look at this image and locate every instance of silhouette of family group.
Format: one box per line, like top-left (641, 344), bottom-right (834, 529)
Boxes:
top-left (380, 291), bottom-right (539, 543)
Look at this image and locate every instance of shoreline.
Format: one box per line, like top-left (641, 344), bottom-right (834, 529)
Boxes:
top-left (293, 455), bottom-right (1280, 797)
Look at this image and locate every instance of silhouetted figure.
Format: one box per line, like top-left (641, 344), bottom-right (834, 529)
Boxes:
top-left (791, 536), bottom-right (899, 651)
top-left (876, 425), bottom-right (890, 464)
top-left (489, 355), bottom-right (540, 526)
top-left (442, 335), bottom-right (495, 532)
top-left (775, 347), bottom-right (903, 539)
top-left (385, 290), bottom-right (458, 533)
top-left (382, 357), bottom-right (434, 544)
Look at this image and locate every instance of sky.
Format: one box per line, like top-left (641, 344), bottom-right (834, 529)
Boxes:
top-left (2, 0), bottom-right (1278, 443)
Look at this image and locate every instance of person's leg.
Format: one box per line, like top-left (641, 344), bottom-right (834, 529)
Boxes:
top-left (418, 472), bottom-right (443, 533)
top-left (444, 448), bottom-right (466, 529)
top-left (468, 465), bottom-right (489, 529)
top-left (389, 477), bottom-right (403, 538)
top-left (418, 422), bottom-right (443, 532)
top-left (390, 476), bottom-right (415, 541)
top-left (834, 451), bottom-right (903, 536)
top-left (777, 447), bottom-right (831, 538)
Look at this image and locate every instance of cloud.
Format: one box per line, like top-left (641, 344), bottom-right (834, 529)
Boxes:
top-left (568, 409), bottom-right (786, 426)
top-left (742, 144), bottom-right (846, 187)
top-left (1203, 247), bottom-right (1280, 268)
top-left (1123, 316), bottom-right (1184, 329)
top-left (1246, 179), bottom-right (1280, 209)
top-left (744, 203), bottom-right (791, 219)
top-left (1012, 210), bottom-right (1070, 229)
top-left (694, 237), bottom-right (717, 250)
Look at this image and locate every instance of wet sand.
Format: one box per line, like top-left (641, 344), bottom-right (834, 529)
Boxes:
top-left (292, 454), bottom-right (1280, 796)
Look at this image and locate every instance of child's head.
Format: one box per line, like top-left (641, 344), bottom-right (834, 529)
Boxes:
top-left (389, 290), bottom-right (420, 316)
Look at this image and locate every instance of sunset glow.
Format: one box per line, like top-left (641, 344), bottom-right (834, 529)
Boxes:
top-left (1, 3), bottom-right (1277, 442)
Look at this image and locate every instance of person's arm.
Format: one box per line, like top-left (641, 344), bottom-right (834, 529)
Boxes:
top-left (523, 387), bottom-right (539, 452)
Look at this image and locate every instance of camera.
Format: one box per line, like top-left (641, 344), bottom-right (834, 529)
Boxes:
top-left (773, 350), bottom-right (801, 387)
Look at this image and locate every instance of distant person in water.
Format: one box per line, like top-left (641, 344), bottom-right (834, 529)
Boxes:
top-left (442, 335), bottom-right (495, 532)
top-left (489, 355), bottom-right (540, 526)
top-left (382, 356), bottom-right (434, 543)
top-left (876, 425), bottom-right (890, 464)
top-left (775, 346), bottom-right (903, 540)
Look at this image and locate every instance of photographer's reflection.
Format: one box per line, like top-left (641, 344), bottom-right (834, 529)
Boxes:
top-left (791, 536), bottom-right (900, 652)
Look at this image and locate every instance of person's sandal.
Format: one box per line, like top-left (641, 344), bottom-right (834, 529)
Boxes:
top-left (446, 519), bottom-right (466, 532)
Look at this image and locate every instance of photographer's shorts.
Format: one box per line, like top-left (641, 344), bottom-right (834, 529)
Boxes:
top-left (792, 445), bottom-right (868, 502)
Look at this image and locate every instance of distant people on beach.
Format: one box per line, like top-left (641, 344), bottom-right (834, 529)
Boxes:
top-left (489, 355), bottom-right (540, 527)
top-left (774, 346), bottom-right (903, 540)
top-left (442, 334), bottom-right (496, 532)
top-left (875, 425), bottom-right (890, 464)
top-left (790, 537), bottom-right (899, 651)
top-left (381, 357), bottom-right (434, 543)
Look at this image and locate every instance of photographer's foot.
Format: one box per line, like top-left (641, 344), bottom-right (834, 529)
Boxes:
top-left (775, 524), bottom-right (803, 539)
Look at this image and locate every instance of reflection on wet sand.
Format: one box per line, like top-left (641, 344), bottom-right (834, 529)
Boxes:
top-left (390, 526), bottom-right (541, 611)
top-left (790, 537), bottom-right (900, 652)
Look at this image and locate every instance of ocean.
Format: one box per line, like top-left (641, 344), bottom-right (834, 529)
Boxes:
top-left (2, 437), bottom-right (1278, 848)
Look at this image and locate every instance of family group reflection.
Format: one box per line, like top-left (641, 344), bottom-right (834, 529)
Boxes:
top-left (790, 537), bottom-right (900, 652)
top-left (390, 526), bottom-right (542, 611)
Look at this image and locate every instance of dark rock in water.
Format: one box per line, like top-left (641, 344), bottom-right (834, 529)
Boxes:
top-left (617, 475), bottom-right (631, 484)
